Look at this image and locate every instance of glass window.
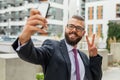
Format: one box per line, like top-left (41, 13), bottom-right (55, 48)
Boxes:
top-left (96, 24), bottom-right (102, 38)
top-left (88, 24), bottom-right (93, 37)
top-left (0, 27), bottom-right (5, 35)
top-left (47, 7), bottom-right (63, 20)
top-left (88, 7), bottom-right (94, 20)
top-left (0, 1), bottom-right (7, 9)
top-left (11, 26), bottom-right (23, 35)
top-left (116, 4), bottom-right (120, 18)
top-left (97, 5), bottom-right (103, 19)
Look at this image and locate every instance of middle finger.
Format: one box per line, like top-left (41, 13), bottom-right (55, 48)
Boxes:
top-left (28, 14), bottom-right (47, 23)
top-left (27, 20), bottom-right (46, 27)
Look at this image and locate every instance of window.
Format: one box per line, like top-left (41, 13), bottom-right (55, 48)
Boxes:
top-left (0, 27), bottom-right (5, 35)
top-left (88, 7), bottom-right (94, 20)
top-left (96, 24), bottom-right (102, 38)
top-left (97, 5), bottom-right (103, 19)
top-left (88, 24), bottom-right (93, 37)
top-left (11, 26), bottom-right (23, 35)
top-left (47, 7), bottom-right (63, 20)
top-left (116, 4), bottom-right (120, 18)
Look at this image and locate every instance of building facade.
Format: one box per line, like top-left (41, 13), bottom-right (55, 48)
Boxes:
top-left (0, 0), bottom-right (69, 39)
top-left (68, 0), bottom-right (85, 18)
top-left (0, 0), bottom-right (86, 40)
top-left (85, 0), bottom-right (120, 48)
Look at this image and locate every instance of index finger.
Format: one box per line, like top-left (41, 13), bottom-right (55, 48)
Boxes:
top-left (30, 8), bottom-right (41, 17)
top-left (86, 35), bottom-right (90, 46)
top-left (91, 34), bottom-right (95, 46)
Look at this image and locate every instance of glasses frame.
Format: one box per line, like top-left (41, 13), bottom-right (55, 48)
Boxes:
top-left (66, 24), bottom-right (84, 32)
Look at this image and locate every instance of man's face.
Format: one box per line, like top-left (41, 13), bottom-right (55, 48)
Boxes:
top-left (65, 18), bottom-right (85, 46)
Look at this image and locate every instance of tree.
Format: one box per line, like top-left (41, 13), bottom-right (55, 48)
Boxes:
top-left (106, 21), bottom-right (120, 52)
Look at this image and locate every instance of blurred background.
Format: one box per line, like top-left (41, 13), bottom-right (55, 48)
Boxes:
top-left (0, 0), bottom-right (120, 80)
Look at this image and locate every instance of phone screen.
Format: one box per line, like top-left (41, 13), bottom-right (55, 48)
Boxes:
top-left (37, 2), bottom-right (50, 18)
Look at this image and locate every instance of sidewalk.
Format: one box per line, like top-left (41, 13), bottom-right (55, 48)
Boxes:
top-left (102, 67), bottom-right (120, 80)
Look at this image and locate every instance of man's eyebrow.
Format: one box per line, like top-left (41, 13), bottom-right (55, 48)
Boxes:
top-left (69, 24), bottom-right (84, 28)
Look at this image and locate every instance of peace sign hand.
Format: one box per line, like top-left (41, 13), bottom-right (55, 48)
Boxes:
top-left (86, 34), bottom-right (97, 57)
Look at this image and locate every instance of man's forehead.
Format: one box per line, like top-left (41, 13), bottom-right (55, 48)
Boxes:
top-left (68, 18), bottom-right (84, 26)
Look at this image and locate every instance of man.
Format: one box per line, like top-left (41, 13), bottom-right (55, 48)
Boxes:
top-left (12, 9), bottom-right (102, 80)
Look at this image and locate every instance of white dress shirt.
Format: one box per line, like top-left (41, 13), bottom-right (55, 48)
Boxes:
top-left (65, 41), bottom-right (85, 80)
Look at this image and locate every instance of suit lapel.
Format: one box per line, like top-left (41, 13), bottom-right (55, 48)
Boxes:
top-left (60, 39), bottom-right (71, 80)
top-left (78, 50), bottom-right (88, 66)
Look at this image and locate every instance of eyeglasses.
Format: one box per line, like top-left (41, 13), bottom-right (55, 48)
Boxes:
top-left (67, 24), bottom-right (84, 32)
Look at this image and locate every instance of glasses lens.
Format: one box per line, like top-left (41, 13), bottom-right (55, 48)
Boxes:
top-left (67, 24), bottom-right (84, 32)
top-left (67, 24), bottom-right (74, 29)
top-left (77, 27), bottom-right (84, 31)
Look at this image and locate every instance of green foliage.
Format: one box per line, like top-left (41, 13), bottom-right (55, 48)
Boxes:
top-left (106, 22), bottom-right (120, 52)
top-left (107, 22), bottom-right (120, 40)
top-left (36, 73), bottom-right (44, 80)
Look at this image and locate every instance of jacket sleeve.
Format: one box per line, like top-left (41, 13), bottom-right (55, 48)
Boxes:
top-left (90, 54), bottom-right (102, 80)
top-left (12, 38), bottom-right (54, 65)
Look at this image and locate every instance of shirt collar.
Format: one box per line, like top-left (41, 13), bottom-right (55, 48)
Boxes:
top-left (64, 39), bottom-right (77, 52)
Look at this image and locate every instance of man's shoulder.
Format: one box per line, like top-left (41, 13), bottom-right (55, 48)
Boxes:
top-left (44, 39), bottom-right (60, 43)
top-left (42, 39), bottom-right (62, 46)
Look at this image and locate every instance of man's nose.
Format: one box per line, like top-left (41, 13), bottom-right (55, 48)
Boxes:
top-left (72, 27), bottom-right (77, 31)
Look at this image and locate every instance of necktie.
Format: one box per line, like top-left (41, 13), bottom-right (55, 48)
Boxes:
top-left (72, 48), bottom-right (80, 80)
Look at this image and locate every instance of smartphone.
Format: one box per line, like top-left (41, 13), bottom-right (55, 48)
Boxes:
top-left (37, 2), bottom-right (50, 18)
top-left (36, 2), bottom-right (50, 29)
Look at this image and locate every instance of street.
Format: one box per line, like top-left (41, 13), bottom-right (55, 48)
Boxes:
top-left (102, 67), bottom-right (120, 80)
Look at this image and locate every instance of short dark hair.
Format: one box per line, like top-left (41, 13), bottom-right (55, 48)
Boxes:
top-left (72, 15), bottom-right (84, 21)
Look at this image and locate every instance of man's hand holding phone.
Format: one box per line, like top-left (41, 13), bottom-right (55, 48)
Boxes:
top-left (19, 8), bottom-right (48, 45)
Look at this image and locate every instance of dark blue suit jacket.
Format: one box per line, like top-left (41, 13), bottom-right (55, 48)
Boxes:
top-left (12, 38), bottom-right (102, 80)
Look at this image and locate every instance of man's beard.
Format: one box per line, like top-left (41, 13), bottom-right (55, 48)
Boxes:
top-left (65, 32), bottom-right (82, 46)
